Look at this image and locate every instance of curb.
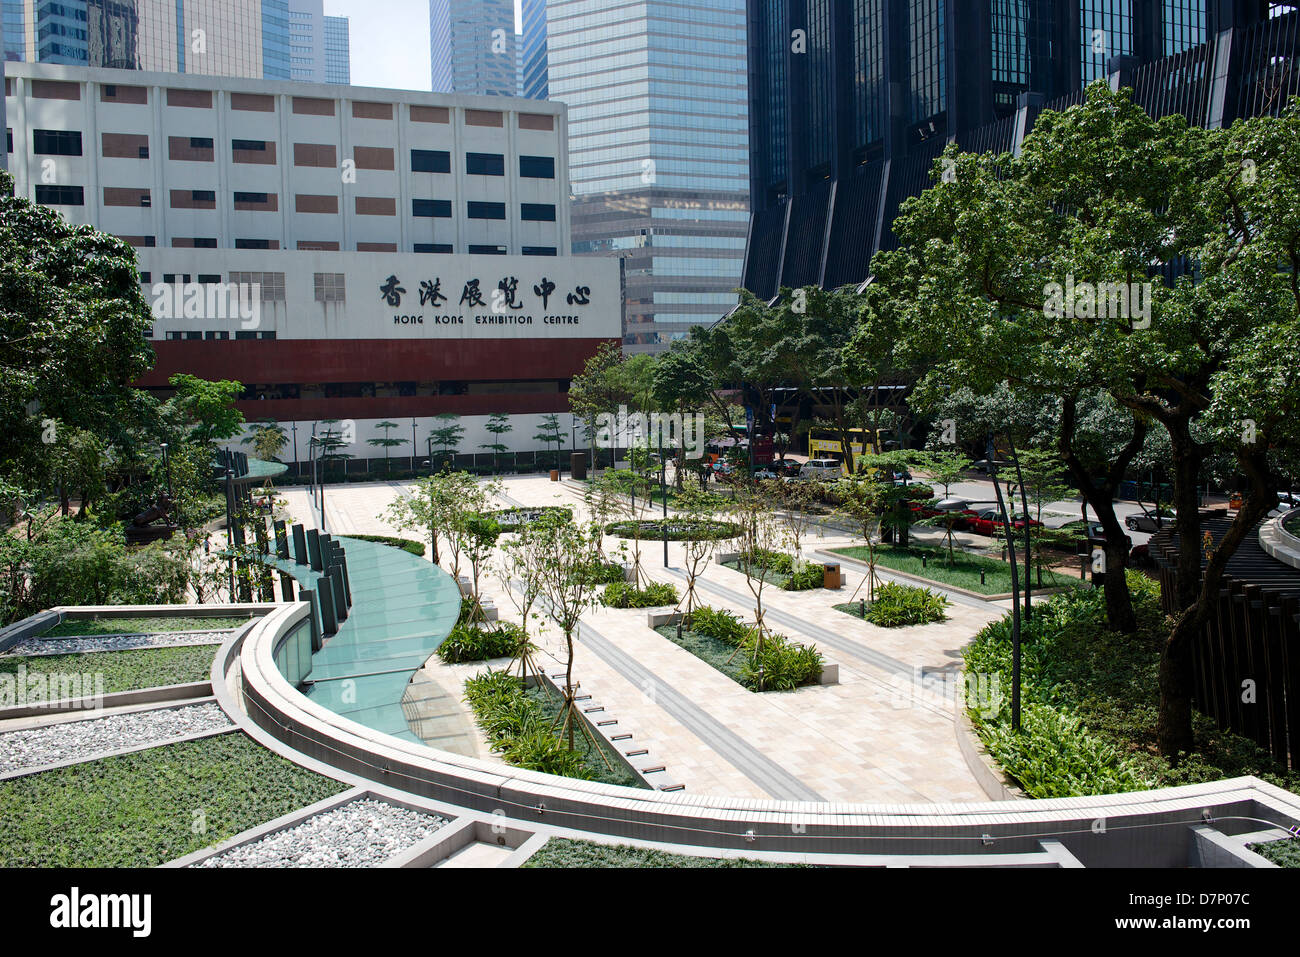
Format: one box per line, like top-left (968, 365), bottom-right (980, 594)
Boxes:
top-left (953, 705), bottom-right (1027, 802)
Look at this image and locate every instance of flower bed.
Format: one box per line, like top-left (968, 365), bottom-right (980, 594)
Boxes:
top-left (604, 519), bottom-right (740, 541)
top-left (655, 606), bottom-right (822, 692)
top-left (833, 582), bottom-right (948, 627)
top-left (722, 549), bottom-right (825, 591)
top-left (600, 582), bottom-right (679, 608)
top-left (486, 506), bottom-right (573, 532)
top-left (340, 534), bottom-right (426, 557)
top-left (436, 620), bottom-right (526, 664)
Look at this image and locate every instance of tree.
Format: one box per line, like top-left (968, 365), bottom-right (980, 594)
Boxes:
top-left (533, 512), bottom-right (604, 752)
top-left (367, 420), bottom-right (405, 475)
top-left (0, 169), bottom-right (154, 479)
top-left (165, 374), bottom-right (245, 448)
top-left (533, 413), bottom-right (566, 471)
top-left (383, 469), bottom-right (487, 575)
top-left (726, 482), bottom-right (785, 688)
top-left (429, 413), bottom-right (464, 470)
top-left (480, 413), bottom-right (513, 473)
top-left (852, 84), bottom-right (1300, 756)
top-left (672, 481), bottom-right (726, 625)
top-left (461, 513), bottom-right (501, 621)
top-left (495, 520), bottom-right (547, 685)
top-left (912, 449), bottom-right (973, 565)
top-left (833, 470), bottom-right (896, 603)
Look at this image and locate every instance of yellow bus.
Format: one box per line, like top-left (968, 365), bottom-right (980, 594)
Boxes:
top-left (806, 428), bottom-right (888, 469)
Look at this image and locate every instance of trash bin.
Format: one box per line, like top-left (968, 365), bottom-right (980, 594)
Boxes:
top-left (823, 562), bottom-right (841, 589)
top-left (570, 452), bottom-right (588, 481)
top-left (550, 469), bottom-right (560, 482)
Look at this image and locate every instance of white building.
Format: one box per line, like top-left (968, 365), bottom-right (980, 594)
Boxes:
top-left (4, 61), bottom-right (620, 469)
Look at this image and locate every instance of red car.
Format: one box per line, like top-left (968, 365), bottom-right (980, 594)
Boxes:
top-left (908, 501), bottom-right (945, 520)
top-left (960, 507), bottom-right (1043, 537)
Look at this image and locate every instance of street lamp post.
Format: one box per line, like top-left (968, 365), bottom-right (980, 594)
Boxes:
top-left (224, 468), bottom-right (236, 599)
top-left (427, 436), bottom-right (434, 476)
top-left (410, 418), bottom-right (417, 473)
top-left (978, 444), bottom-right (1022, 733)
top-left (160, 442), bottom-right (172, 499)
top-left (661, 435), bottom-right (669, 567)
top-left (290, 422), bottom-right (298, 480)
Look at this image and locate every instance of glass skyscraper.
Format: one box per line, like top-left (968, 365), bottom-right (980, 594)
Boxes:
top-left (0, 0), bottom-right (344, 79)
top-left (548, 0), bottom-right (750, 352)
top-left (743, 0), bottom-right (1283, 298)
top-left (519, 0), bottom-right (547, 98)
top-left (428, 0), bottom-right (516, 96)
top-left (322, 12), bottom-right (346, 83)
top-left (286, 0), bottom-right (349, 84)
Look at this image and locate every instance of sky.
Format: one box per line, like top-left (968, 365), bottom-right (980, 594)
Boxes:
top-left (324, 0), bottom-right (523, 92)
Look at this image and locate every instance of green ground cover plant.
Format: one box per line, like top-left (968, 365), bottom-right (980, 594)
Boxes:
top-left (600, 581), bottom-right (679, 608)
top-left (436, 620), bottom-right (526, 664)
top-left (43, 616), bottom-right (250, 637)
top-left (463, 671), bottom-right (644, 788)
top-left (722, 549), bottom-right (825, 591)
top-left (963, 573), bottom-right (1300, 799)
top-left (522, 837), bottom-right (806, 868)
top-left (656, 605), bottom-right (822, 692)
top-left (340, 534), bottom-right (426, 557)
top-left (834, 582), bottom-right (948, 627)
top-left (830, 543), bottom-right (1073, 595)
top-left (0, 732), bottom-right (347, 866)
top-left (0, 645), bottom-right (218, 701)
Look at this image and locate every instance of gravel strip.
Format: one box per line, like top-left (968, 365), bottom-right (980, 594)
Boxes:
top-left (195, 799), bottom-right (449, 868)
top-left (0, 703), bottom-right (232, 774)
top-left (6, 631), bottom-right (232, 657)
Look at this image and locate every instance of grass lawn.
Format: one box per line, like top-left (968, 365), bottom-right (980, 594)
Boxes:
top-left (524, 686), bottom-right (647, 789)
top-left (0, 732), bottom-right (348, 867)
top-left (522, 837), bottom-right (805, 868)
top-left (44, 616), bottom-right (250, 637)
top-left (828, 543), bottom-right (1075, 595)
top-left (0, 645), bottom-right (218, 701)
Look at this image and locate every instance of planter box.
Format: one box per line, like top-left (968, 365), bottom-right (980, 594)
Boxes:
top-left (818, 663), bottom-right (839, 686)
top-left (646, 610), bottom-right (683, 628)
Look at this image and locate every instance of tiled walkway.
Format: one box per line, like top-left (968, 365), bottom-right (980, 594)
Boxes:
top-left (278, 476), bottom-right (997, 803)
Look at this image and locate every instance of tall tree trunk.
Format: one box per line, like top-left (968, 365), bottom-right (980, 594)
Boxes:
top-left (1166, 420), bottom-right (1206, 612)
top-left (1157, 447), bottom-right (1273, 756)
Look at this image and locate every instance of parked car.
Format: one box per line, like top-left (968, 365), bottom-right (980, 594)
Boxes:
top-left (752, 467), bottom-right (781, 481)
top-left (908, 501), bottom-right (945, 520)
top-left (774, 459), bottom-right (803, 478)
top-left (1125, 512), bottom-right (1171, 533)
top-left (961, 508), bottom-right (1043, 537)
top-left (795, 458), bottom-right (845, 482)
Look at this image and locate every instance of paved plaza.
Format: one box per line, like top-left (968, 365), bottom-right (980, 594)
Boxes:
top-left (278, 476), bottom-right (1003, 803)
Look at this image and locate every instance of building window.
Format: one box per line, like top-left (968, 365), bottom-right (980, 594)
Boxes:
top-left (168, 136), bottom-right (214, 161)
top-left (415, 243), bottom-right (453, 253)
top-left (185, 331), bottom-right (202, 340)
top-left (235, 331), bottom-right (257, 340)
top-left (166, 332), bottom-right (183, 341)
top-left (35, 185), bottom-right (85, 206)
top-left (464, 109), bottom-right (503, 128)
top-left (235, 239), bottom-right (277, 250)
top-left (521, 203), bottom-right (556, 222)
top-left (519, 155), bottom-right (554, 178)
top-left (355, 196), bottom-right (396, 216)
top-left (229, 271), bottom-right (287, 301)
top-left (466, 152), bottom-right (504, 176)
top-left (33, 129), bottom-right (82, 156)
top-left (314, 272), bottom-right (346, 302)
top-left (468, 244), bottom-right (507, 255)
top-left (198, 274), bottom-right (222, 283)
top-left (234, 192), bottom-right (277, 211)
top-left (467, 201), bottom-right (506, 220)
top-left (522, 246), bottom-right (557, 256)
top-left (259, 331), bottom-right (277, 340)
top-left (518, 112), bottom-right (553, 131)
top-left (411, 149), bottom-right (450, 173)
top-left (412, 199), bottom-right (452, 218)
top-left (232, 139), bottom-right (265, 151)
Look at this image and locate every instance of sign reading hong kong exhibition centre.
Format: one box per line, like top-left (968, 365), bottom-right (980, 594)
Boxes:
top-left (144, 249), bottom-right (623, 342)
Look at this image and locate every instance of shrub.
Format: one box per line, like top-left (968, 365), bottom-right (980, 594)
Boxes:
top-left (863, 582), bottom-right (948, 627)
top-left (600, 581), bottom-right (680, 608)
top-left (605, 519), bottom-right (740, 541)
top-left (437, 621), bottom-right (525, 663)
top-left (740, 634), bottom-right (824, 691)
top-left (782, 562), bottom-right (825, 591)
top-left (737, 548), bottom-right (793, 575)
top-left (689, 605), bottom-right (749, 646)
top-left (488, 506), bottom-right (573, 532)
top-left (462, 671), bottom-right (592, 780)
top-left (581, 560), bottom-right (627, 585)
top-left (340, 534), bottom-right (426, 557)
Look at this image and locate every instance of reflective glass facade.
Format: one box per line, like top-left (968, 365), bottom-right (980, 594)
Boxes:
top-left (1080, 0), bottom-right (1133, 83)
top-left (429, 0), bottom-right (516, 96)
top-left (323, 13), bottom-right (346, 83)
top-left (908, 0), bottom-right (944, 124)
top-left (519, 0), bottom-right (546, 98)
top-left (3, 0), bottom-right (318, 79)
top-left (550, 0), bottom-right (749, 352)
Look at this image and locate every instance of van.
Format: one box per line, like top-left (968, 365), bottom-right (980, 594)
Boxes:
top-left (799, 458), bottom-right (844, 481)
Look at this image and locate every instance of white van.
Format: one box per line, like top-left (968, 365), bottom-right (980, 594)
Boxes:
top-left (798, 458), bottom-right (844, 481)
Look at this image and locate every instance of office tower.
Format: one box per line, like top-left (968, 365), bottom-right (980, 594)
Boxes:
top-left (549, 0), bottom-right (750, 353)
top-left (519, 0), bottom-right (546, 99)
top-left (286, 0), bottom-right (348, 85)
top-left (322, 13), bottom-right (346, 84)
top-left (0, 0), bottom-right (335, 80)
top-left (429, 0), bottom-right (516, 96)
top-left (742, 0), bottom-right (1289, 298)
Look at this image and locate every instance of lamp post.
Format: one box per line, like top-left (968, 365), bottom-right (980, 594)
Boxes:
top-left (427, 436), bottom-right (434, 476)
top-left (661, 434), bottom-right (669, 567)
top-left (289, 422), bottom-right (298, 480)
top-left (224, 468), bottom-right (236, 599)
top-left (410, 417), bottom-right (417, 473)
top-left (1005, 433), bottom-right (1033, 619)
top-left (977, 444), bottom-right (1022, 733)
top-left (160, 442), bottom-right (172, 499)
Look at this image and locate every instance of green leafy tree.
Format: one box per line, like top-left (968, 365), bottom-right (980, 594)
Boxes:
top-left (480, 413), bottom-right (513, 473)
top-left (367, 420), bottom-right (405, 474)
top-left (430, 413), bottom-right (464, 470)
top-left (533, 413), bottom-right (566, 470)
top-left (165, 374), bottom-right (245, 448)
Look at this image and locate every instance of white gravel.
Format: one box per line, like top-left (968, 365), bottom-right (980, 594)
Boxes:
top-left (6, 631), bottom-right (233, 656)
top-left (0, 702), bottom-right (232, 775)
top-left (195, 799), bottom-right (448, 868)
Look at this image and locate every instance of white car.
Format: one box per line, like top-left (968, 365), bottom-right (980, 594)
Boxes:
top-left (796, 458), bottom-right (844, 481)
